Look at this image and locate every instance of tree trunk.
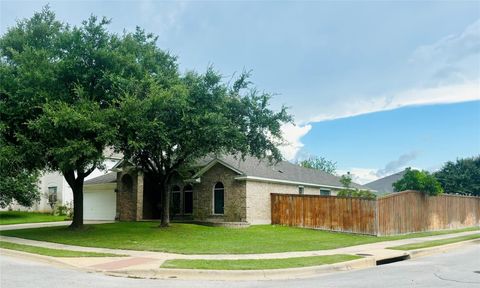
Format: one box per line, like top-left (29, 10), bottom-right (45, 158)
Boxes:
top-left (160, 180), bottom-right (170, 227)
top-left (69, 180), bottom-right (84, 229)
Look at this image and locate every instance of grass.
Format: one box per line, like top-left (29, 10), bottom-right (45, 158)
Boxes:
top-left (161, 254), bottom-right (361, 270)
top-left (1, 222), bottom-right (478, 254)
top-left (0, 241), bottom-right (124, 257)
top-left (0, 211), bottom-right (66, 225)
top-left (388, 234), bottom-right (480, 251)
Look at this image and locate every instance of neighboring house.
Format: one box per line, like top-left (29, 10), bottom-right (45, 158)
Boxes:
top-left (4, 149), bottom-right (122, 213)
top-left (365, 169), bottom-right (407, 195)
top-left (83, 154), bottom-right (371, 224)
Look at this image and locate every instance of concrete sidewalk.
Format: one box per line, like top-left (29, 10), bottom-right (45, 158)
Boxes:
top-left (0, 228), bottom-right (478, 280)
top-left (0, 220), bottom-right (114, 231)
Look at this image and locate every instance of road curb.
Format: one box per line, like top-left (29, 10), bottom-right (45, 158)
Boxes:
top-left (103, 257), bottom-right (377, 280)
top-left (0, 248), bottom-right (80, 270)
top-left (1, 236), bottom-right (478, 281)
top-left (405, 238), bottom-right (480, 259)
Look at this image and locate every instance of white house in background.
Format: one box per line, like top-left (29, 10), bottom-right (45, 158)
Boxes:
top-left (5, 149), bottom-right (122, 212)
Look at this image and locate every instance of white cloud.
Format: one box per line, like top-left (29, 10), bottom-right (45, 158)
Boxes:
top-left (308, 81), bottom-right (479, 123)
top-left (279, 123), bottom-right (312, 161)
top-left (305, 19), bottom-right (480, 124)
top-left (337, 168), bottom-right (379, 185)
top-left (138, 1), bottom-right (187, 39)
top-left (377, 151), bottom-right (418, 177)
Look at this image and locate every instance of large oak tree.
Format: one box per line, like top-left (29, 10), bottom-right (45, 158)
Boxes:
top-left (0, 7), bottom-right (176, 228)
top-left (113, 70), bottom-right (292, 226)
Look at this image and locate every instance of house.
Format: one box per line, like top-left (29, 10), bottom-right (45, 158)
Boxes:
top-left (364, 169), bottom-right (406, 195)
top-left (3, 149), bottom-right (122, 213)
top-left (83, 155), bottom-right (371, 224)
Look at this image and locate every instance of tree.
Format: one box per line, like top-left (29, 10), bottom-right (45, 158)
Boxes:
top-left (339, 172), bottom-right (352, 189)
top-left (113, 69), bottom-right (292, 227)
top-left (0, 123), bottom-right (40, 208)
top-left (0, 7), bottom-right (177, 228)
top-left (393, 167), bottom-right (443, 196)
top-left (336, 172), bottom-right (376, 199)
top-left (434, 156), bottom-right (480, 196)
top-left (298, 156), bottom-right (337, 174)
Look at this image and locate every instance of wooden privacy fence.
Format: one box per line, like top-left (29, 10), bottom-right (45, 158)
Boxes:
top-left (271, 191), bottom-right (480, 236)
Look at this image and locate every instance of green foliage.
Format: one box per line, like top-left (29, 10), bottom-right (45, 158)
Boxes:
top-left (434, 156), bottom-right (480, 196)
top-left (298, 156), bottom-right (337, 174)
top-left (393, 168), bottom-right (443, 196)
top-left (0, 126), bottom-right (40, 208)
top-left (56, 202), bottom-right (73, 218)
top-left (339, 173), bottom-right (353, 189)
top-left (0, 7), bottom-right (177, 228)
top-left (0, 169), bottom-right (40, 208)
top-left (337, 189), bottom-right (377, 200)
top-left (112, 69), bottom-right (292, 226)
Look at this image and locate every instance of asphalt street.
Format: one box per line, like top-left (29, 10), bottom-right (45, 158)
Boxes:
top-left (1, 244), bottom-right (479, 288)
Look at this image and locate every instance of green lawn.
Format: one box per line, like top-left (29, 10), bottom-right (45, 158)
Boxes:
top-left (1, 222), bottom-right (478, 254)
top-left (161, 254), bottom-right (361, 270)
top-left (0, 211), bottom-right (66, 225)
top-left (0, 241), bottom-right (124, 257)
top-left (388, 234), bottom-right (480, 251)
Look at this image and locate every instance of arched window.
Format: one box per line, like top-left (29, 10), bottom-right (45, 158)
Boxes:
top-left (171, 185), bottom-right (181, 215)
top-left (213, 182), bottom-right (224, 214)
top-left (183, 185), bottom-right (193, 214)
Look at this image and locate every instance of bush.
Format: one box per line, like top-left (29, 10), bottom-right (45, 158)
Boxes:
top-left (56, 202), bottom-right (73, 219)
top-left (337, 189), bottom-right (377, 200)
top-left (393, 168), bottom-right (443, 196)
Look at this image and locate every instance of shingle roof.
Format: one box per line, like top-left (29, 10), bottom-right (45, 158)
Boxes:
top-left (84, 172), bottom-right (117, 185)
top-left (198, 155), bottom-right (369, 190)
top-left (365, 170), bottom-right (406, 193)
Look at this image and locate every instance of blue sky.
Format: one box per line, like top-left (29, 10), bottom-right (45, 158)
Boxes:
top-left (1, 1), bottom-right (479, 183)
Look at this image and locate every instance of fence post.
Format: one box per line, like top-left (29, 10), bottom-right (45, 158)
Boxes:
top-left (374, 199), bottom-right (379, 236)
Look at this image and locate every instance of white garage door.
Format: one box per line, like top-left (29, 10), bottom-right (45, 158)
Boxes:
top-left (83, 190), bottom-right (116, 220)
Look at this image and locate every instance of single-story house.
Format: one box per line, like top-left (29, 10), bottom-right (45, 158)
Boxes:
top-left (83, 155), bottom-right (371, 224)
top-left (365, 169), bottom-right (407, 195)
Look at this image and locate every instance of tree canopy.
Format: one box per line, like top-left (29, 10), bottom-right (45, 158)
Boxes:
top-left (0, 7), bottom-right (177, 228)
top-left (298, 156), bottom-right (337, 174)
top-left (112, 69), bottom-right (292, 226)
top-left (434, 156), bottom-right (480, 196)
top-left (393, 167), bottom-right (443, 196)
top-left (0, 125), bottom-right (40, 208)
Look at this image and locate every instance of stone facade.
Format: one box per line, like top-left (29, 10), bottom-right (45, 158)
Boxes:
top-left (116, 170), bottom-right (143, 221)
top-left (192, 163), bottom-right (246, 222)
top-left (115, 163), bottom-right (338, 224)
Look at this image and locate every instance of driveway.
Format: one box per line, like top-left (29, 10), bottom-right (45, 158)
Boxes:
top-left (1, 243), bottom-right (479, 288)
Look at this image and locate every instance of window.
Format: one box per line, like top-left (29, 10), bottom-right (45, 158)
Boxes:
top-left (47, 187), bottom-right (58, 204)
top-left (320, 189), bottom-right (331, 196)
top-left (171, 185), bottom-right (181, 215)
top-left (298, 186), bottom-right (304, 195)
top-left (213, 182), bottom-right (224, 214)
top-left (184, 185), bottom-right (193, 214)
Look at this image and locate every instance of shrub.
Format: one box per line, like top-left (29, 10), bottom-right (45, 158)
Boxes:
top-left (337, 189), bottom-right (377, 200)
top-left (393, 168), bottom-right (443, 196)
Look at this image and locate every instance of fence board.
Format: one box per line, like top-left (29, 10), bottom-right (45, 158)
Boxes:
top-left (271, 190), bottom-right (480, 236)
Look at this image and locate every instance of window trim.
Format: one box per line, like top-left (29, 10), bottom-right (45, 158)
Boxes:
top-left (320, 188), bottom-right (331, 196)
top-left (183, 185), bottom-right (193, 215)
top-left (212, 182), bottom-right (225, 215)
top-left (298, 185), bottom-right (305, 195)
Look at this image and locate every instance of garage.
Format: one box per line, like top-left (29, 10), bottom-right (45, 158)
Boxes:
top-left (83, 172), bottom-right (117, 221)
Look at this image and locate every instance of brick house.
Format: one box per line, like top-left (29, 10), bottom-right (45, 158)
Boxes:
top-left (83, 155), bottom-right (369, 224)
